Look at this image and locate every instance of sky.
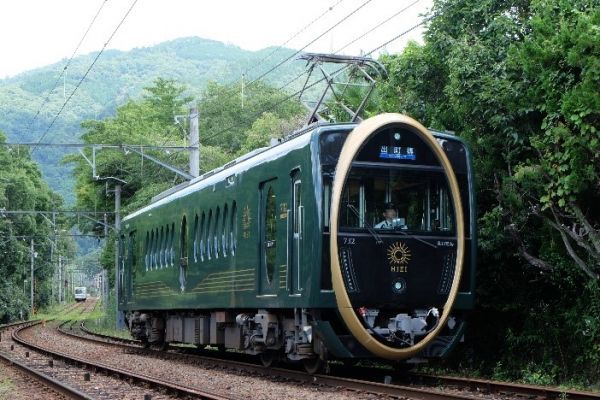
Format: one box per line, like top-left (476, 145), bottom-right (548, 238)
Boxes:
top-left (0, 0), bottom-right (432, 79)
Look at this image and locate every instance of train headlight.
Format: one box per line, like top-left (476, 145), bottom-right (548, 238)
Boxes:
top-left (392, 278), bottom-right (406, 294)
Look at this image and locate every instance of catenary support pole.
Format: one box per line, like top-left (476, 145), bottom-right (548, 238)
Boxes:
top-left (115, 184), bottom-right (125, 329)
top-left (189, 106), bottom-right (200, 178)
top-left (30, 239), bottom-right (34, 316)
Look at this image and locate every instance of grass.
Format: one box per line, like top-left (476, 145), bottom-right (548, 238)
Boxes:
top-left (33, 302), bottom-right (80, 322)
top-left (0, 378), bottom-right (14, 400)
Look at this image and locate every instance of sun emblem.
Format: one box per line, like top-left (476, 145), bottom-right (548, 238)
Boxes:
top-left (387, 242), bottom-right (411, 265)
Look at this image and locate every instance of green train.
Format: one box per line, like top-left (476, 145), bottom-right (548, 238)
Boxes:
top-left (118, 113), bottom-right (476, 372)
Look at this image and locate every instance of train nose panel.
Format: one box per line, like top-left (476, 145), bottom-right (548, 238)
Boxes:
top-left (329, 113), bottom-right (465, 360)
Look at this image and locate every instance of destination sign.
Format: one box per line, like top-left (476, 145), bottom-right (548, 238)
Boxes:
top-left (379, 145), bottom-right (416, 161)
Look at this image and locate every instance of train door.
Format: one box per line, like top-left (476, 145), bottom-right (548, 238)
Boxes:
top-left (179, 216), bottom-right (188, 292)
top-left (127, 231), bottom-right (135, 299)
top-left (119, 235), bottom-right (126, 304)
top-left (259, 179), bottom-right (278, 295)
top-left (289, 170), bottom-right (303, 294)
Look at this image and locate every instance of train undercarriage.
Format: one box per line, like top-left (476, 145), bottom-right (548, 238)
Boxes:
top-left (126, 306), bottom-right (459, 373)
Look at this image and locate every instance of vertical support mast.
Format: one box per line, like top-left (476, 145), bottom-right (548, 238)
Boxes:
top-left (189, 106), bottom-right (200, 178)
top-left (30, 238), bottom-right (34, 316)
top-left (115, 183), bottom-right (125, 329)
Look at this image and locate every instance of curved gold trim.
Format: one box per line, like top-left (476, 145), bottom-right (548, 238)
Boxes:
top-left (329, 113), bottom-right (465, 360)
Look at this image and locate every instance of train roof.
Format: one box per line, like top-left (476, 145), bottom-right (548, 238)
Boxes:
top-left (123, 122), bottom-right (356, 222)
top-left (122, 121), bottom-right (463, 223)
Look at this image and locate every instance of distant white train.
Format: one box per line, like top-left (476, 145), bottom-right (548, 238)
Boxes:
top-left (74, 286), bottom-right (87, 302)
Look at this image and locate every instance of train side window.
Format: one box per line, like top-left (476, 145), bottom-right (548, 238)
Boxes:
top-left (144, 231), bottom-right (149, 271)
top-left (149, 230), bottom-right (155, 270)
top-left (193, 214), bottom-right (199, 263)
top-left (164, 226), bottom-right (169, 267)
top-left (222, 203), bottom-right (229, 257)
top-left (156, 228), bottom-right (160, 269)
top-left (170, 222), bottom-right (175, 267)
top-left (206, 209), bottom-right (213, 260)
top-left (199, 212), bottom-right (206, 262)
top-left (231, 201), bottom-right (237, 256)
top-left (160, 226), bottom-right (165, 268)
top-left (150, 228), bottom-right (154, 270)
top-left (215, 206), bottom-right (221, 258)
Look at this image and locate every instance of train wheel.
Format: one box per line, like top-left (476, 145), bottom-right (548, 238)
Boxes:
top-left (260, 350), bottom-right (279, 368)
top-left (302, 357), bottom-right (326, 374)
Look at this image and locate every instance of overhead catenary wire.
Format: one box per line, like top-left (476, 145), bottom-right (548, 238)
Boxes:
top-left (201, 0), bottom-right (375, 113)
top-left (199, 0), bottom-right (421, 135)
top-left (242, 0), bottom-right (374, 91)
top-left (31, 0), bottom-right (140, 154)
top-left (243, 0), bottom-right (346, 79)
top-left (334, 0), bottom-right (421, 54)
top-left (25, 0), bottom-right (110, 136)
top-left (198, 18), bottom-right (430, 146)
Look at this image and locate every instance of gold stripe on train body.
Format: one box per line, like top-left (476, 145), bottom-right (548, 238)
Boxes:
top-left (329, 113), bottom-right (465, 360)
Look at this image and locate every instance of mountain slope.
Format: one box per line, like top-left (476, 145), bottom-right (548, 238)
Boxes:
top-left (0, 37), bottom-right (303, 203)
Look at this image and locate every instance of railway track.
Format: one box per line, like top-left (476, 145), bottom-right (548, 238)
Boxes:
top-left (11, 300), bottom-right (596, 400)
top-left (70, 320), bottom-right (600, 400)
top-left (0, 303), bottom-right (233, 400)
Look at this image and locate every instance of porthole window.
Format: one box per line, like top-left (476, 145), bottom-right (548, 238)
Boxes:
top-left (222, 203), bottom-right (229, 256)
top-left (199, 212), bottom-right (206, 262)
top-left (206, 209), bottom-right (213, 260)
top-left (165, 225), bottom-right (170, 267)
top-left (153, 229), bottom-right (158, 270)
top-left (160, 226), bottom-right (165, 268)
top-left (170, 222), bottom-right (175, 267)
top-left (144, 231), bottom-right (150, 271)
top-left (193, 214), bottom-right (199, 263)
top-left (231, 201), bottom-right (237, 256)
top-left (214, 206), bottom-right (221, 258)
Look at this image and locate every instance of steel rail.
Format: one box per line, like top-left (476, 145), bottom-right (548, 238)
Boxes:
top-left (0, 321), bottom-right (93, 400)
top-left (74, 321), bottom-right (600, 400)
top-left (408, 373), bottom-right (600, 400)
top-left (13, 320), bottom-right (236, 400)
top-left (62, 321), bottom-right (474, 399)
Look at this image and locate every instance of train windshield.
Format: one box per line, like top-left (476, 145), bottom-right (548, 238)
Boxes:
top-left (326, 167), bottom-right (455, 235)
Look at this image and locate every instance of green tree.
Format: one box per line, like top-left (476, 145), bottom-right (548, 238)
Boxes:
top-left (0, 131), bottom-right (74, 322)
top-left (373, 0), bottom-right (599, 385)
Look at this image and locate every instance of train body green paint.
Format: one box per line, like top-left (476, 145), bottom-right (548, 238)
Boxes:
top-left (118, 117), bottom-right (476, 368)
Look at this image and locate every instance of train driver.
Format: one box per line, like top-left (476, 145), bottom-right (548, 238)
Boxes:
top-left (375, 202), bottom-right (398, 229)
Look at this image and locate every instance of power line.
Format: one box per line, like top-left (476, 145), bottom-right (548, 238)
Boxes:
top-left (200, 0), bottom-right (421, 135)
top-left (243, 0), bottom-right (374, 90)
top-left (1, 142), bottom-right (195, 150)
top-left (201, 0), bottom-right (375, 113)
top-left (243, 0), bottom-right (346, 79)
top-left (26, 0), bottom-right (109, 136)
top-left (0, 210), bottom-right (115, 215)
top-left (199, 18), bottom-right (429, 145)
top-left (31, 0), bottom-right (139, 153)
top-left (334, 0), bottom-right (421, 54)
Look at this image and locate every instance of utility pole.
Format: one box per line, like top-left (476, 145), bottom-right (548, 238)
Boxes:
top-left (115, 183), bottom-right (125, 329)
top-left (58, 256), bottom-right (62, 304)
top-left (30, 238), bottom-right (34, 316)
top-left (189, 106), bottom-right (200, 178)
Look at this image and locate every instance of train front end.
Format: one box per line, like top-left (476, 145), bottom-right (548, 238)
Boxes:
top-left (324, 113), bottom-right (474, 360)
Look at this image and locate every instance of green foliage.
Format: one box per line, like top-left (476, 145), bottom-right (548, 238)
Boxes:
top-left (199, 80), bottom-right (304, 154)
top-left (67, 77), bottom-right (303, 275)
top-left (0, 131), bottom-right (74, 322)
top-left (374, 0), bottom-right (599, 386)
top-left (0, 37), bottom-right (304, 203)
